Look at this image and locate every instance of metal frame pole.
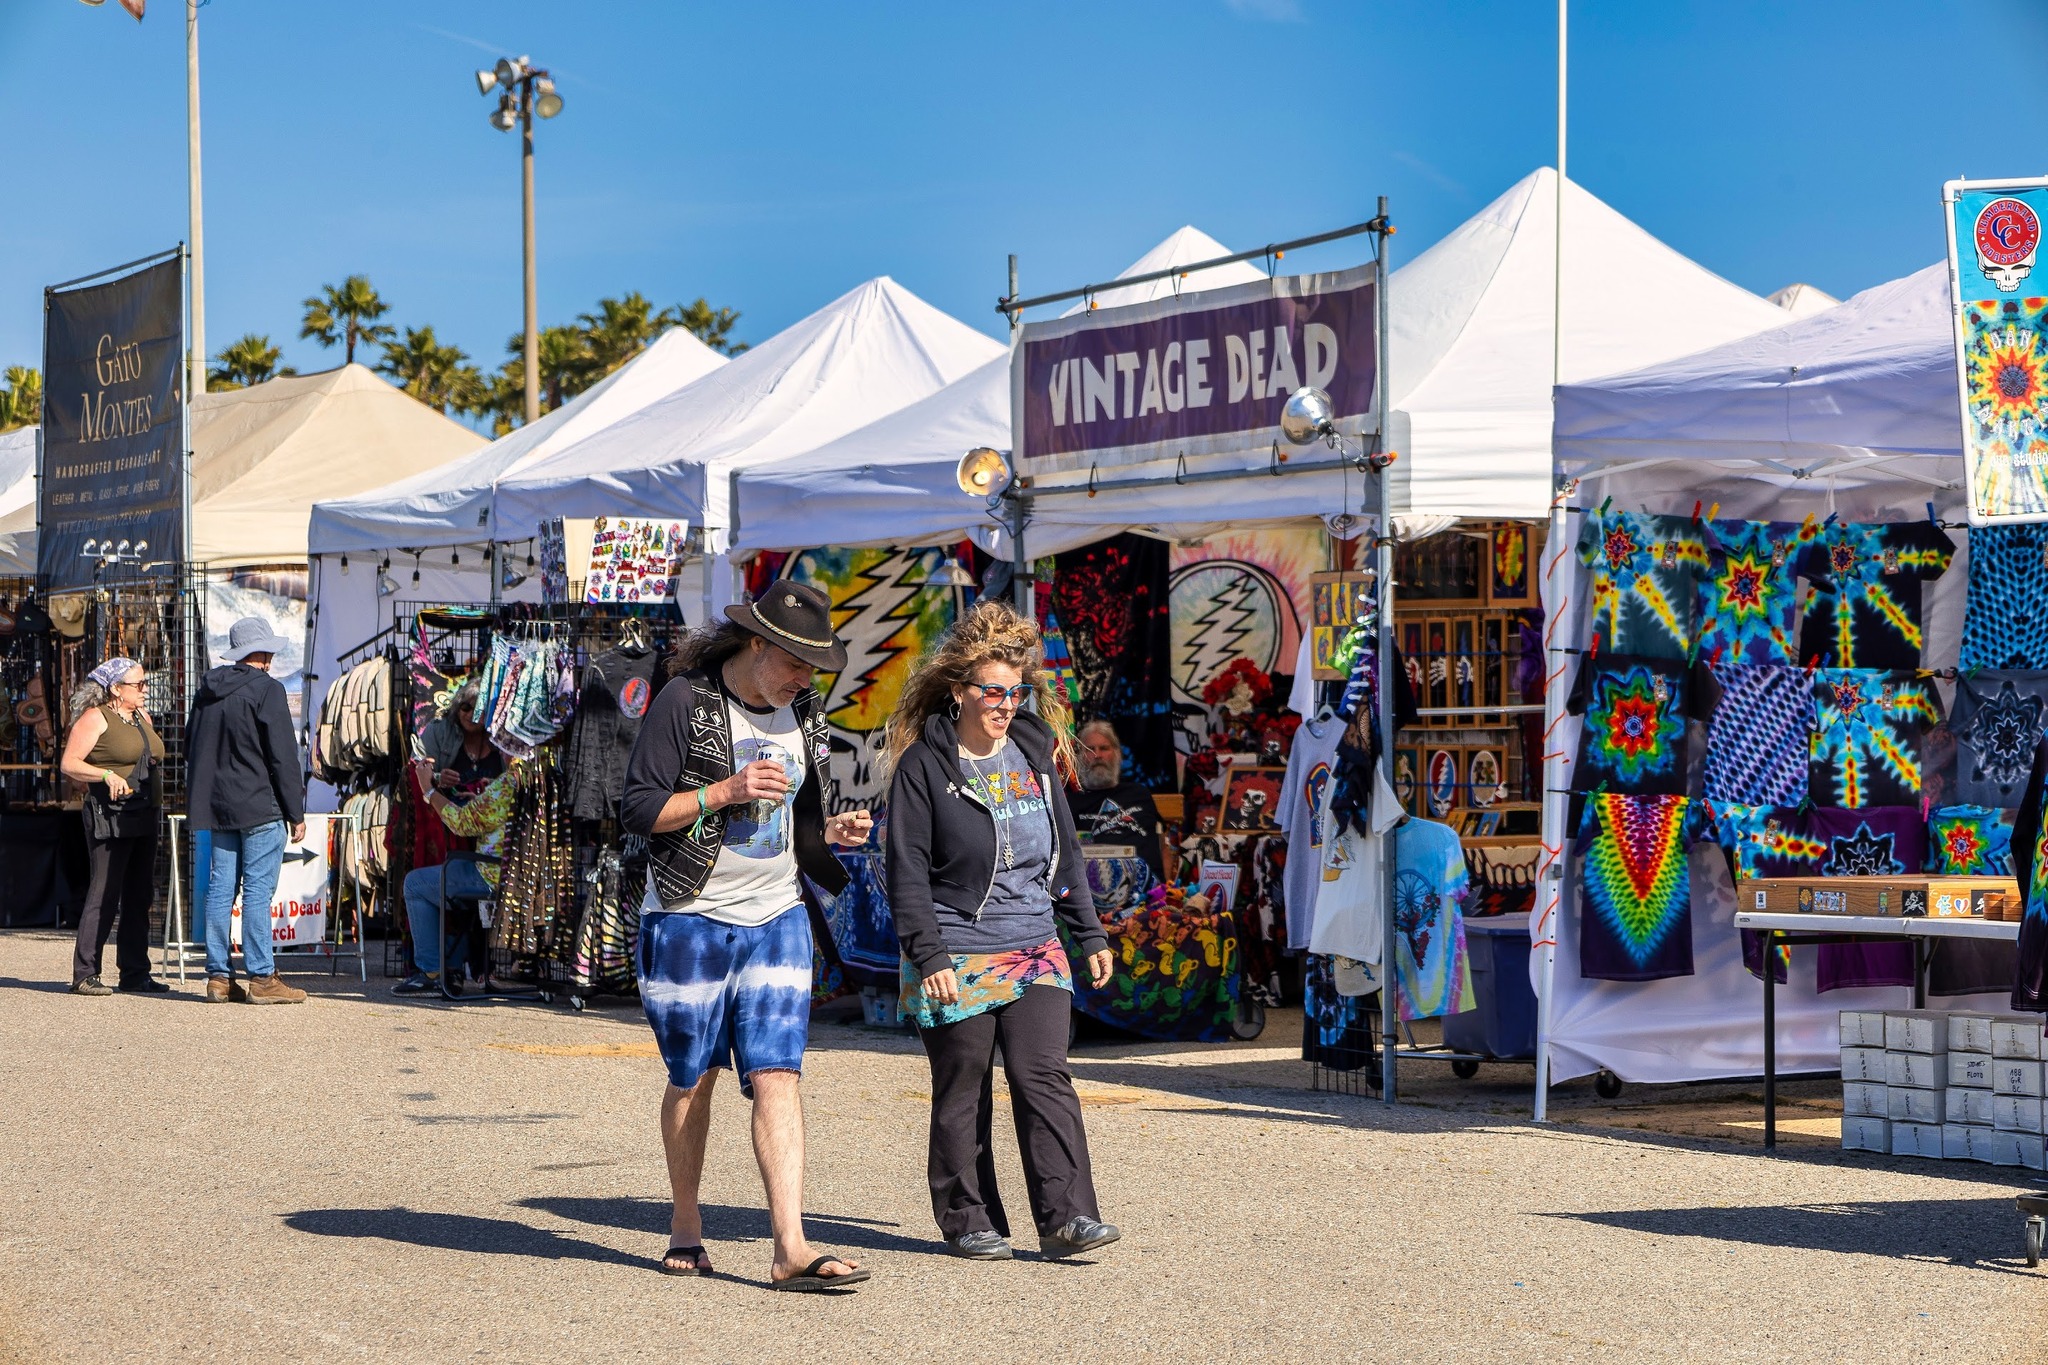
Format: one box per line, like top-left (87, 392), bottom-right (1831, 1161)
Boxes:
top-left (521, 80), bottom-right (539, 426)
top-left (1532, 493), bottom-right (1572, 1122)
top-left (1372, 197), bottom-right (1398, 1105)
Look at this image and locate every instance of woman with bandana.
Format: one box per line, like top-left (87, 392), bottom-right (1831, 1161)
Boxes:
top-left (59, 657), bottom-right (166, 996)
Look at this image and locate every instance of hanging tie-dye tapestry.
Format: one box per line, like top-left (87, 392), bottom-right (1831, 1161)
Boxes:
top-left (1578, 793), bottom-right (1699, 982)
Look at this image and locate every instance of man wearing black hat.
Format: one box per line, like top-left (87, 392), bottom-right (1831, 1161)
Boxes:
top-left (621, 580), bottom-right (875, 1292)
top-left (187, 615), bottom-right (307, 1006)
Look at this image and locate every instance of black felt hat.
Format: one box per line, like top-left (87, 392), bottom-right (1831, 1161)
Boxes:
top-left (725, 579), bottom-right (848, 672)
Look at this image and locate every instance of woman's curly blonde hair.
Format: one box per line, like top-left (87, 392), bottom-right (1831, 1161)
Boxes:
top-left (884, 598), bottom-right (1075, 777)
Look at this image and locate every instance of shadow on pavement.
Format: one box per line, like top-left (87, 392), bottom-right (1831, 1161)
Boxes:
top-left (1541, 1196), bottom-right (2036, 1273)
top-left (281, 1207), bottom-right (645, 1269)
top-left (521, 1195), bottom-right (943, 1258)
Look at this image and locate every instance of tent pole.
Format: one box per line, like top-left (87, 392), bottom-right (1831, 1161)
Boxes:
top-left (1532, 489), bottom-right (1572, 1123)
top-left (1373, 197), bottom-right (1398, 1106)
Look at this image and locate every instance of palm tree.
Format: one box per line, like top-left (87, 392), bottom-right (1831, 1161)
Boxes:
top-left (301, 275), bottom-right (396, 365)
top-left (579, 292), bottom-right (670, 375)
top-left (375, 325), bottom-right (481, 415)
top-left (669, 297), bottom-right (747, 355)
top-left (208, 334), bottom-right (296, 391)
top-left (0, 366), bottom-right (41, 431)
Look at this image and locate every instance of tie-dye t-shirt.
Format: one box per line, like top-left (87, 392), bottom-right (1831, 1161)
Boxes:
top-left (1809, 669), bottom-right (1942, 808)
top-left (1949, 671), bottom-right (2048, 807)
top-left (1795, 520), bottom-right (1955, 668)
top-left (1577, 510), bottom-right (1709, 661)
top-left (1568, 656), bottom-right (1696, 796)
top-left (1707, 801), bottom-right (1928, 881)
top-left (1927, 805), bottom-right (2017, 877)
top-left (1696, 519), bottom-right (1811, 665)
top-left (1961, 524), bottom-right (2048, 669)
top-left (1698, 663), bottom-right (1810, 806)
top-left (1578, 793), bottom-right (1698, 982)
top-left (1391, 818), bottom-right (1475, 1020)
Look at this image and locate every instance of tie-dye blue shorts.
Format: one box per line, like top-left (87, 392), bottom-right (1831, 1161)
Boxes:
top-left (638, 904), bottom-right (813, 1095)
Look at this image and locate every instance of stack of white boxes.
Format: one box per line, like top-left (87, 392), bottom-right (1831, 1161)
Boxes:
top-left (1839, 1009), bottom-right (2047, 1169)
top-left (1989, 1017), bottom-right (2046, 1170)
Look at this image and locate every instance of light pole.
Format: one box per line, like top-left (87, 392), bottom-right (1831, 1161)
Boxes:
top-left (475, 56), bottom-right (564, 426)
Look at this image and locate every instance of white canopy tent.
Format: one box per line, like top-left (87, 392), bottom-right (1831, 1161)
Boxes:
top-left (734, 227), bottom-right (1269, 558)
top-left (307, 325), bottom-right (729, 555)
top-left (735, 170), bottom-right (1800, 555)
top-left (490, 277), bottom-right (1004, 561)
top-left (0, 426), bottom-right (35, 577)
top-left (1768, 282), bottom-right (1842, 319)
top-left (1540, 262), bottom-right (1997, 1089)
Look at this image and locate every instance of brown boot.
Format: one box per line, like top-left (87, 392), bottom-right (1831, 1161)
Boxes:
top-left (244, 974), bottom-right (306, 1005)
top-left (206, 976), bottom-right (232, 1003)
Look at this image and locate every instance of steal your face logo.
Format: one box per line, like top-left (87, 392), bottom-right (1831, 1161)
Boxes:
top-left (1976, 197), bottom-right (2041, 294)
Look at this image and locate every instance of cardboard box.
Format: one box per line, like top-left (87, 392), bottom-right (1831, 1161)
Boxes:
top-left (1993, 1060), bottom-right (2046, 1097)
top-left (1736, 875), bottom-right (2013, 918)
top-left (1950, 1052), bottom-right (1994, 1088)
top-left (1884, 1011), bottom-right (1949, 1054)
top-left (1948, 1013), bottom-right (1996, 1054)
top-left (1890, 1121), bottom-right (1945, 1158)
top-left (1944, 1124), bottom-right (1996, 1162)
top-left (1993, 1017), bottom-right (2046, 1060)
top-left (1886, 1051), bottom-right (1944, 1089)
top-left (1947, 1087), bottom-right (1996, 1125)
top-left (1886, 1086), bottom-right (1943, 1124)
top-left (1989, 1130), bottom-right (2048, 1169)
top-left (1841, 1115), bottom-right (1890, 1153)
top-left (1843, 1081), bottom-right (1888, 1118)
top-left (1994, 1094), bottom-right (2046, 1132)
top-left (1842, 1047), bottom-right (1888, 1083)
top-left (1839, 1010), bottom-right (1888, 1049)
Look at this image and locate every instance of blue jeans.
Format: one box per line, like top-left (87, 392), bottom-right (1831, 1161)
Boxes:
top-left (404, 861), bottom-right (493, 977)
top-left (200, 821), bottom-right (288, 979)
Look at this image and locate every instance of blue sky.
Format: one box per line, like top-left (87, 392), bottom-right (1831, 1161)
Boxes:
top-left (2, 0), bottom-right (2041, 384)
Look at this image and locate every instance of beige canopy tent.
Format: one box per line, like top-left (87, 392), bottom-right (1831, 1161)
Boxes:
top-left (0, 363), bottom-right (485, 572)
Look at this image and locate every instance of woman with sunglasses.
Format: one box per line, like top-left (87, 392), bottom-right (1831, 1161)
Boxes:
top-left (59, 657), bottom-right (166, 995)
top-left (883, 600), bottom-right (1120, 1262)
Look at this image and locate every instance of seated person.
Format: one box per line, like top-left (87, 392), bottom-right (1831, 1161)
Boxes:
top-left (419, 681), bottom-right (504, 799)
top-left (394, 751), bottom-right (520, 995)
top-left (1067, 719), bottom-right (1168, 886)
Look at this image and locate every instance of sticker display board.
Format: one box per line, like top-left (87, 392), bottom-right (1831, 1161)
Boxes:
top-left (584, 516), bottom-right (689, 604)
top-left (1945, 177), bottom-right (2048, 523)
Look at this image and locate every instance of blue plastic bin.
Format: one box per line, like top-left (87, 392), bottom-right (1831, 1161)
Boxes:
top-left (1442, 918), bottom-right (1537, 1060)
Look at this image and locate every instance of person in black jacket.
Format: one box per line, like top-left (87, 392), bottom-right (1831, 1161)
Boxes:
top-left (883, 599), bottom-right (1120, 1263)
top-left (619, 581), bottom-right (875, 1291)
top-left (188, 617), bottom-right (307, 1006)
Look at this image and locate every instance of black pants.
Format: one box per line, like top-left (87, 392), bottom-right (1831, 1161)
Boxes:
top-left (916, 983), bottom-right (1099, 1240)
top-left (73, 825), bottom-right (157, 985)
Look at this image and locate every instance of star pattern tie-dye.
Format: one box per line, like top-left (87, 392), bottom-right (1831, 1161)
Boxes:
top-left (1576, 510), bottom-right (1708, 661)
top-left (1795, 520), bottom-right (1955, 668)
top-left (1569, 656), bottom-right (1692, 795)
top-left (1578, 793), bottom-right (1697, 982)
top-left (1809, 668), bottom-right (1942, 808)
top-left (1927, 805), bottom-right (2016, 877)
top-left (1697, 519), bottom-right (1810, 665)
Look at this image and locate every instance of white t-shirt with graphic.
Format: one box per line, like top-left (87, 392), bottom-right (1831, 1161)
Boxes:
top-left (685, 698), bottom-right (809, 927)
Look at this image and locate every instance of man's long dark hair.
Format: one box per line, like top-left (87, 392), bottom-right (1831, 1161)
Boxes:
top-left (667, 618), bottom-right (753, 678)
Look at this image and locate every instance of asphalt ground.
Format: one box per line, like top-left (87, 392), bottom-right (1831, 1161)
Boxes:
top-left (0, 928), bottom-right (2041, 1362)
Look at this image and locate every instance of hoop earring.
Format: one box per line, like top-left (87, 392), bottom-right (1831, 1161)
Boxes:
top-left (947, 699), bottom-right (962, 720)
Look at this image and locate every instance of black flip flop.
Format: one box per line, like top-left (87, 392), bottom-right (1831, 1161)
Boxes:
top-left (768, 1254), bottom-right (870, 1292)
top-left (659, 1245), bottom-right (712, 1277)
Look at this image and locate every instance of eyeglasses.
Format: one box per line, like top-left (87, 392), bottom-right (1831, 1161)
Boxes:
top-left (112, 679), bottom-right (146, 691)
top-left (971, 684), bottom-right (1031, 708)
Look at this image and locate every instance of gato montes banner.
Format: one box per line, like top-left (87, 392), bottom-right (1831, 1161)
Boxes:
top-left (40, 253), bottom-right (185, 588)
top-left (1012, 263), bottom-right (1378, 478)
top-left (1945, 177), bottom-right (2048, 523)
